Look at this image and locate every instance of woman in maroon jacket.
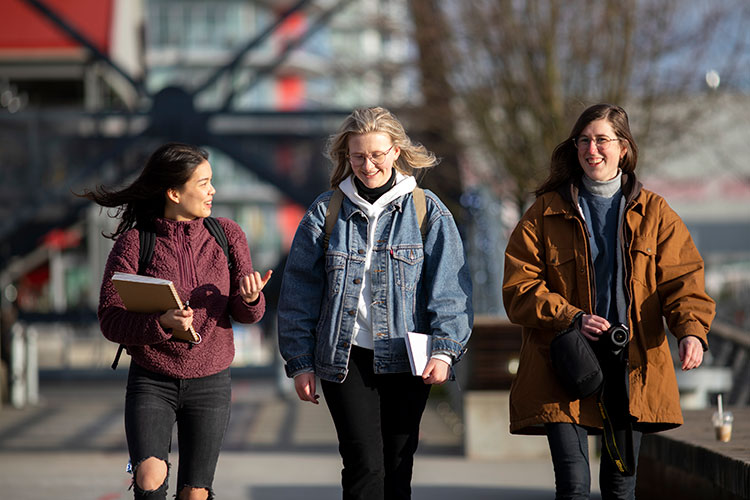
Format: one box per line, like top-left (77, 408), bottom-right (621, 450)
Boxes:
top-left (82, 143), bottom-right (271, 500)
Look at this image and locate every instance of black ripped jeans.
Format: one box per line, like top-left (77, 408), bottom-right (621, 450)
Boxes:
top-left (124, 362), bottom-right (231, 499)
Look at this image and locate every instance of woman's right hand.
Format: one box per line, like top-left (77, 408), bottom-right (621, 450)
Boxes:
top-left (294, 372), bottom-right (320, 404)
top-left (159, 307), bottom-right (194, 333)
top-left (579, 314), bottom-right (610, 342)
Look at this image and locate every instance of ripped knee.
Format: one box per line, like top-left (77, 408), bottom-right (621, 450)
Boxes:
top-left (177, 485), bottom-right (212, 500)
top-left (133, 456), bottom-right (169, 492)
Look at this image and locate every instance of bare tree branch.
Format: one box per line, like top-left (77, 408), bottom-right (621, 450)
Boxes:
top-left (426, 0), bottom-right (749, 210)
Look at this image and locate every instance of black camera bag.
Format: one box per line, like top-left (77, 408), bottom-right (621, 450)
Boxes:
top-left (550, 323), bottom-right (603, 400)
top-left (549, 316), bottom-right (635, 476)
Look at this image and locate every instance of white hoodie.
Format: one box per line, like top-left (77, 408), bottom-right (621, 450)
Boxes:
top-left (339, 172), bottom-right (417, 349)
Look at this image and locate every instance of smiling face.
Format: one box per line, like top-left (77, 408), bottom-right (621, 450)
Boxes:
top-left (347, 132), bottom-right (400, 189)
top-left (164, 160), bottom-right (215, 221)
top-left (577, 119), bottom-right (627, 182)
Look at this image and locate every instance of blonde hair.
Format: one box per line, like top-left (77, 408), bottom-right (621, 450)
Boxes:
top-left (327, 107), bottom-right (439, 188)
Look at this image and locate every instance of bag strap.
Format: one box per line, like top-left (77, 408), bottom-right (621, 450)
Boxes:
top-left (112, 226), bottom-right (155, 369)
top-left (597, 385), bottom-right (636, 476)
top-left (412, 187), bottom-right (427, 241)
top-left (203, 216), bottom-right (232, 270)
top-left (137, 227), bottom-right (155, 275)
top-left (323, 188), bottom-right (344, 252)
top-left (323, 187), bottom-right (427, 252)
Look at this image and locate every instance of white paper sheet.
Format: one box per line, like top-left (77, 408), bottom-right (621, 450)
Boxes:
top-left (405, 331), bottom-right (432, 376)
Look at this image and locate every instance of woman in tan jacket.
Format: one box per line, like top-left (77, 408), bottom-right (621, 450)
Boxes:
top-left (503, 103), bottom-right (715, 499)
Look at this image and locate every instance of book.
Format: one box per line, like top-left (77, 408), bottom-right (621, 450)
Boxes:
top-left (405, 331), bottom-right (432, 376)
top-left (110, 272), bottom-right (200, 343)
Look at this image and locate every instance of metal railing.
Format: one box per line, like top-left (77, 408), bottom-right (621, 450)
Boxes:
top-left (706, 320), bottom-right (750, 406)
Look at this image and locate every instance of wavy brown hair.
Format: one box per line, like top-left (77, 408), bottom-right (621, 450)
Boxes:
top-left (535, 103), bottom-right (639, 197)
top-left (327, 107), bottom-right (439, 188)
top-left (78, 143), bottom-right (209, 239)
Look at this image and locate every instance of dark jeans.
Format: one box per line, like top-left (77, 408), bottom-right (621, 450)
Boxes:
top-left (124, 362), bottom-right (231, 499)
top-left (545, 423), bottom-right (643, 500)
top-left (321, 346), bottom-right (431, 500)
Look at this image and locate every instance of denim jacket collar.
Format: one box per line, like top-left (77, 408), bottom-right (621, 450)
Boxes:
top-left (339, 173), bottom-right (417, 218)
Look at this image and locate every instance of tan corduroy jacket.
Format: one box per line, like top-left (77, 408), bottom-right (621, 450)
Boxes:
top-left (502, 174), bottom-right (715, 435)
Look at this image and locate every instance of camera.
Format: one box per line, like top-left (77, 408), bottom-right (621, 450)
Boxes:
top-left (604, 323), bottom-right (629, 355)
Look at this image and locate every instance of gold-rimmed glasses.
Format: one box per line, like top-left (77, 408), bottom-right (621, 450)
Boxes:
top-left (347, 144), bottom-right (395, 166)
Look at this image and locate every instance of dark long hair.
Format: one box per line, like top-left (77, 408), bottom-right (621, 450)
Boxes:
top-left (535, 104), bottom-right (639, 197)
top-left (79, 142), bottom-right (209, 239)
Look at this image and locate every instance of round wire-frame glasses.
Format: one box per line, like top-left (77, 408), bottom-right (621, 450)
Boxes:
top-left (347, 144), bottom-right (395, 166)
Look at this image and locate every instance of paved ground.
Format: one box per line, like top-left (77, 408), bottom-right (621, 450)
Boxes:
top-left (0, 372), bottom-right (602, 499)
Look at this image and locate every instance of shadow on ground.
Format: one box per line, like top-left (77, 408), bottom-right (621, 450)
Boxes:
top-left (248, 485), bottom-right (603, 500)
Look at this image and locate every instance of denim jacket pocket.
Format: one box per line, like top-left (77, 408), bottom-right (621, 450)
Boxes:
top-left (392, 245), bottom-right (424, 292)
top-left (325, 252), bottom-right (347, 297)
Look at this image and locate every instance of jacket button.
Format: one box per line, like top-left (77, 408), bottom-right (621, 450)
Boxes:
top-left (358, 249), bottom-right (365, 254)
top-left (348, 310), bottom-right (356, 316)
top-left (579, 268), bottom-right (585, 273)
top-left (353, 278), bottom-right (361, 284)
top-left (336, 373), bottom-right (344, 381)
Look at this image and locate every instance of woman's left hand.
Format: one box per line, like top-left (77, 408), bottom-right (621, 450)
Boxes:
top-left (679, 336), bottom-right (704, 371)
top-left (240, 270), bottom-right (273, 304)
top-left (422, 358), bottom-right (450, 385)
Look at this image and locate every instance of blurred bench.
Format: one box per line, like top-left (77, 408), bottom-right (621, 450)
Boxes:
top-left (455, 316), bottom-right (550, 459)
top-left (460, 315), bottom-right (522, 391)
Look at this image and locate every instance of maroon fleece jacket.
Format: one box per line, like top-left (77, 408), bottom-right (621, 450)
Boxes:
top-left (98, 217), bottom-right (265, 378)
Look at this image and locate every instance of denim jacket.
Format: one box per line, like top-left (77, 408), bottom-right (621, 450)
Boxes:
top-left (278, 185), bottom-right (473, 383)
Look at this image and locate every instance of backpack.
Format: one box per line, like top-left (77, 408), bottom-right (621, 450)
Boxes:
top-left (110, 217), bottom-right (231, 369)
top-left (323, 187), bottom-right (427, 251)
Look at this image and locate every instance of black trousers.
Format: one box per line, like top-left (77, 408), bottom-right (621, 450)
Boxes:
top-left (321, 346), bottom-right (431, 500)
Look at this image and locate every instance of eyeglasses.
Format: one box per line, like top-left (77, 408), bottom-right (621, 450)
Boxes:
top-left (347, 144), bottom-right (395, 166)
top-left (573, 136), bottom-right (620, 150)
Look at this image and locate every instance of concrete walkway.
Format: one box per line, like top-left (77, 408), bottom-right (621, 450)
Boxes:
top-left (0, 373), bottom-right (601, 499)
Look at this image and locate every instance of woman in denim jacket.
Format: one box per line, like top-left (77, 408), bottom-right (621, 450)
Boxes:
top-left (278, 107), bottom-right (473, 500)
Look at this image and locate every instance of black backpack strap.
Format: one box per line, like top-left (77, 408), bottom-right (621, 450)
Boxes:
top-left (203, 216), bottom-right (232, 270)
top-left (138, 228), bottom-right (155, 275)
top-left (111, 345), bottom-right (125, 370)
top-left (112, 226), bottom-right (155, 370)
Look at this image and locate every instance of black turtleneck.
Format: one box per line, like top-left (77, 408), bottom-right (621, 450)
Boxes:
top-left (353, 169), bottom-right (397, 204)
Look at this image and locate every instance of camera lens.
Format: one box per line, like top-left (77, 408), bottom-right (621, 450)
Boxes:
top-left (609, 326), bottom-right (628, 347)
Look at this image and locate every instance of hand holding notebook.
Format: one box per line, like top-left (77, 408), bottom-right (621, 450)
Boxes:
top-left (111, 272), bottom-right (201, 343)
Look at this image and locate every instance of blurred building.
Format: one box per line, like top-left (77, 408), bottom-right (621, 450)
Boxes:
top-left (0, 0), bottom-right (418, 371)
